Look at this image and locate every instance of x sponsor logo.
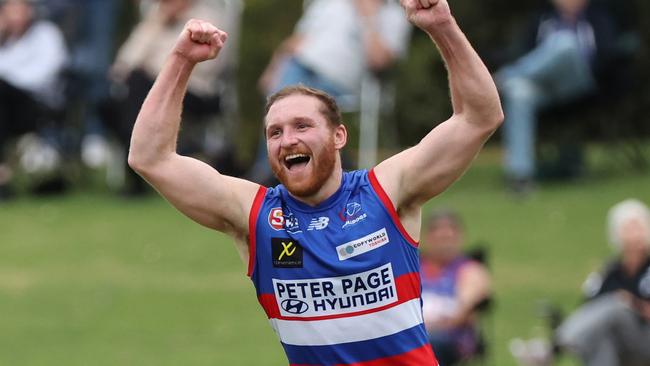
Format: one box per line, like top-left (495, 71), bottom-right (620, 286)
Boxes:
top-left (272, 238), bottom-right (303, 268)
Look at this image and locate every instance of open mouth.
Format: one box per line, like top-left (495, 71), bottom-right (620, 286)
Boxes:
top-left (284, 153), bottom-right (311, 171)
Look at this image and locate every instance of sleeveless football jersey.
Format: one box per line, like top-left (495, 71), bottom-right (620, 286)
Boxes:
top-left (248, 169), bottom-right (438, 366)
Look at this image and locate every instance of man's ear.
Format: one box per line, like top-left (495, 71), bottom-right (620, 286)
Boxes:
top-left (334, 124), bottom-right (348, 149)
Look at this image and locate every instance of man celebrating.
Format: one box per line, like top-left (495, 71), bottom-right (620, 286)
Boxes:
top-left (128, 0), bottom-right (503, 364)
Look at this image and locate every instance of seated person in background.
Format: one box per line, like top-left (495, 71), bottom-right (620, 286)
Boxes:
top-left (554, 198), bottom-right (650, 366)
top-left (420, 209), bottom-right (491, 365)
top-left (108, 0), bottom-right (239, 196)
top-left (44, 0), bottom-right (122, 169)
top-left (495, 0), bottom-right (619, 192)
top-left (257, 0), bottom-right (411, 101)
top-left (0, 0), bottom-right (68, 200)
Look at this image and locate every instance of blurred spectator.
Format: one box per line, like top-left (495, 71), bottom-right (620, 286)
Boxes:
top-left (42, 0), bottom-right (121, 168)
top-left (495, 0), bottom-right (619, 193)
top-left (0, 0), bottom-right (68, 200)
top-left (246, 0), bottom-right (411, 185)
top-left (512, 199), bottom-right (650, 366)
top-left (555, 199), bottom-right (650, 366)
top-left (420, 209), bottom-right (491, 365)
top-left (106, 0), bottom-right (241, 196)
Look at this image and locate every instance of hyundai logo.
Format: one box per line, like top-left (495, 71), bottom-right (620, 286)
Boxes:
top-left (281, 299), bottom-right (309, 314)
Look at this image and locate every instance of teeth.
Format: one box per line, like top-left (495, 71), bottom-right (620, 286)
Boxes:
top-left (285, 154), bottom-right (309, 161)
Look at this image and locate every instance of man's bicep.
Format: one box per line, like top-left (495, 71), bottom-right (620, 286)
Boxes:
top-left (395, 116), bottom-right (494, 205)
top-left (374, 117), bottom-right (470, 207)
top-left (141, 155), bottom-right (260, 235)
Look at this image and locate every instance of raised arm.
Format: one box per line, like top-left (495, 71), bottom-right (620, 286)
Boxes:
top-left (128, 20), bottom-right (259, 248)
top-left (374, 0), bottom-right (503, 237)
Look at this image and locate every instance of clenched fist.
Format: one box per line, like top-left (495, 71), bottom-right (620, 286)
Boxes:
top-left (173, 19), bottom-right (228, 64)
top-left (400, 0), bottom-right (453, 33)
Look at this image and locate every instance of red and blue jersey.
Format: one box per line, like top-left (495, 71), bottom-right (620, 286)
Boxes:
top-left (248, 169), bottom-right (438, 366)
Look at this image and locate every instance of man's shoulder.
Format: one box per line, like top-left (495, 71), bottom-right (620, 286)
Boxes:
top-left (264, 184), bottom-right (284, 199)
top-left (342, 169), bottom-right (373, 190)
top-left (344, 169), bottom-right (368, 179)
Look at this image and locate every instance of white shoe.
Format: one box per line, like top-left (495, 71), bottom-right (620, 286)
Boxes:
top-left (509, 337), bottom-right (552, 366)
top-left (82, 135), bottom-right (112, 168)
top-left (17, 134), bottom-right (61, 175)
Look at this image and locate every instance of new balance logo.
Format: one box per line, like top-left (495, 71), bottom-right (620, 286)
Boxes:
top-left (307, 217), bottom-right (329, 231)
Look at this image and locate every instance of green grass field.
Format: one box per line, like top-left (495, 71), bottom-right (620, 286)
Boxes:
top-left (1, 145), bottom-right (649, 365)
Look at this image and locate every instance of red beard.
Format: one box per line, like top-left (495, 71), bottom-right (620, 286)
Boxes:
top-left (269, 139), bottom-right (337, 197)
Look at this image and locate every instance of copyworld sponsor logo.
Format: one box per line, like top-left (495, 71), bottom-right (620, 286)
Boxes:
top-left (307, 216), bottom-right (329, 231)
top-left (272, 263), bottom-right (397, 318)
top-left (336, 228), bottom-right (389, 261)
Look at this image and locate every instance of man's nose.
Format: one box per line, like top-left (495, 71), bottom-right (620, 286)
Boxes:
top-left (280, 130), bottom-right (299, 147)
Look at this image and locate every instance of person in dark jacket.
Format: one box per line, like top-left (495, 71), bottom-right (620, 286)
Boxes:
top-left (554, 199), bottom-right (650, 366)
top-left (512, 199), bottom-right (650, 366)
top-left (495, 0), bottom-right (619, 192)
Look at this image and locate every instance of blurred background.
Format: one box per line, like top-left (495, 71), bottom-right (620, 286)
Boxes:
top-left (1, 0), bottom-right (649, 365)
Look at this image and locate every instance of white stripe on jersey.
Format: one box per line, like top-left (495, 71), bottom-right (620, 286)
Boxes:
top-left (269, 298), bottom-right (423, 346)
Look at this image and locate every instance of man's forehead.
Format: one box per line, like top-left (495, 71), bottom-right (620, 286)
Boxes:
top-left (265, 94), bottom-right (323, 126)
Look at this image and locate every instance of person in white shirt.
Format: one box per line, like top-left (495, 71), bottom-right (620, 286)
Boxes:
top-left (0, 0), bottom-right (68, 199)
top-left (107, 0), bottom-right (241, 196)
top-left (249, 0), bottom-right (412, 185)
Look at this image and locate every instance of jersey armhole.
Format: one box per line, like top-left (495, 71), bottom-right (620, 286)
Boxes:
top-left (247, 185), bottom-right (268, 277)
top-left (368, 169), bottom-right (419, 248)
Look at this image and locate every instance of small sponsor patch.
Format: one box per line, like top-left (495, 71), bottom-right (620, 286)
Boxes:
top-left (340, 202), bottom-right (367, 228)
top-left (307, 216), bottom-right (329, 231)
top-left (284, 209), bottom-right (302, 234)
top-left (268, 208), bottom-right (284, 230)
top-left (345, 202), bottom-right (362, 217)
top-left (272, 238), bottom-right (303, 268)
top-left (268, 207), bottom-right (302, 234)
top-left (337, 228), bottom-right (389, 261)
